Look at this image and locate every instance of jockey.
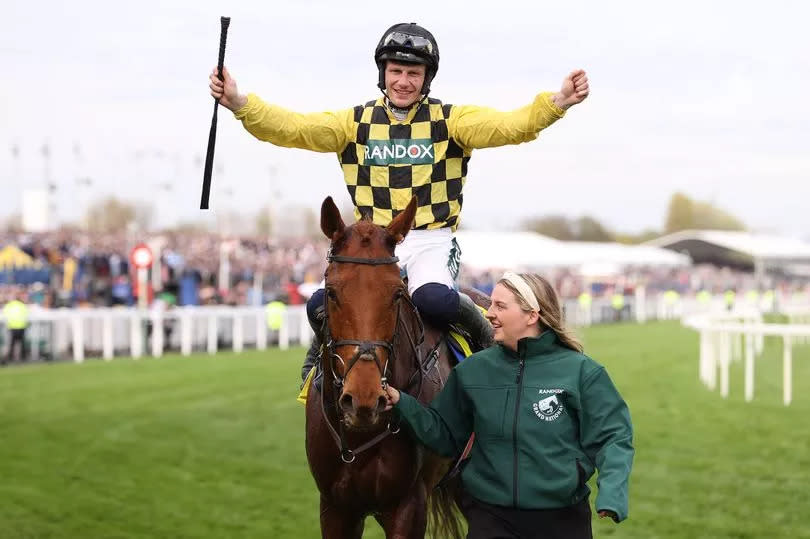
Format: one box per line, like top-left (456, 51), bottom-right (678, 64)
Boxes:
top-left (208, 23), bottom-right (590, 381)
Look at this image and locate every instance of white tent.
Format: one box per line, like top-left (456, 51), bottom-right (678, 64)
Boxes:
top-left (455, 231), bottom-right (690, 272)
top-left (645, 230), bottom-right (810, 277)
top-left (454, 231), bottom-right (562, 270)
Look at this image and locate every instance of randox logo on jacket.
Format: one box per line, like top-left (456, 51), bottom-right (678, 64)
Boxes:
top-left (363, 139), bottom-right (434, 165)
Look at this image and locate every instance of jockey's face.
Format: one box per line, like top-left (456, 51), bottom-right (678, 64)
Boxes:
top-left (384, 61), bottom-right (426, 108)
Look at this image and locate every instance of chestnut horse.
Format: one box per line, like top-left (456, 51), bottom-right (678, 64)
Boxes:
top-left (305, 196), bottom-right (464, 538)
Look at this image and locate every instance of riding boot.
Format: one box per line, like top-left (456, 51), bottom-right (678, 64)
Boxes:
top-left (301, 333), bottom-right (322, 384)
top-left (457, 292), bottom-right (494, 350)
top-left (301, 304), bottom-right (325, 384)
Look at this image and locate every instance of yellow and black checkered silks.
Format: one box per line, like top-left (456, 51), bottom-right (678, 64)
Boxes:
top-left (338, 97), bottom-right (470, 231)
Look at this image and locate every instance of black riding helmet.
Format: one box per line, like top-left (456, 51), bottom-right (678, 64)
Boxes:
top-left (374, 23), bottom-right (440, 97)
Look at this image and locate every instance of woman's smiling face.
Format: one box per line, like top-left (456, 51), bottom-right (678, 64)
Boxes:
top-left (486, 283), bottom-right (539, 350)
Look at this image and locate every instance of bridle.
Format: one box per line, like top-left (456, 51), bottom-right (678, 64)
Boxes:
top-left (318, 248), bottom-right (430, 463)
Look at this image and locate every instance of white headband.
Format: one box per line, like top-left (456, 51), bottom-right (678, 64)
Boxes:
top-left (501, 272), bottom-right (540, 312)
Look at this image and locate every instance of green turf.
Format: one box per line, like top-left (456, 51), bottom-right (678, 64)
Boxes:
top-left (1, 321), bottom-right (809, 538)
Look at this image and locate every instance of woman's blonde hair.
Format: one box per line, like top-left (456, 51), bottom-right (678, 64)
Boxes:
top-left (498, 273), bottom-right (583, 353)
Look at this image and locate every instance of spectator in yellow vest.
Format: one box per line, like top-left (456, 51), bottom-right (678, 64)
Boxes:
top-left (265, 299), bottom-right (287, 347)
top-left (3, 291), bottom-right (30, 365)
top-left (724, 289), bottom-right (736, 311)
top-left (266, 300), bottom-right (286, 331)
top-left (611, 290), bottom-right (625, 322)
top-left (696, 289), bottom-right (712, 305)
top-left (578, 291), bottom-right (593, 309)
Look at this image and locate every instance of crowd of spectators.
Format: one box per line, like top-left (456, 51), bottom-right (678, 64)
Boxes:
top-left (0, 230), bottom-right (329, 308)
top-left (462, 263), bottom-right (809, 304)
top-left (3, 230), bottom-right (810, 310)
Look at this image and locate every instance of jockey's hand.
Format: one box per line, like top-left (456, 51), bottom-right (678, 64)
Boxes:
top-left (598, 510), bottom-right (618, 522)
top-left (383, 385), bottom-right (400, 411)
top-left (209, 66), bottom-right (248, 112)
top-left (552, 69), bottom-right (590, 110)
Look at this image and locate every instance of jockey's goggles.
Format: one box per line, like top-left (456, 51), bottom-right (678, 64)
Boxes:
top-left (382, 32), bottom-right (434, 55)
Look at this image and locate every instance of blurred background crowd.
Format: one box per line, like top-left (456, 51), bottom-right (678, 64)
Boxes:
top-left (3, 225), bottom-right (809, 312)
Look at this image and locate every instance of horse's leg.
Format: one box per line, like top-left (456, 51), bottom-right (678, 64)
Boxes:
top-left (320, 496), bottom-right (364, 539)
top-left (377, 480), bottom-right (428, 539)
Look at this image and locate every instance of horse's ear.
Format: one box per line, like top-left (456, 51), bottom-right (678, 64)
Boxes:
top-left (386, 196), bottom-right (417, 244)
top-left (320, 196), bottom-right (345, 240)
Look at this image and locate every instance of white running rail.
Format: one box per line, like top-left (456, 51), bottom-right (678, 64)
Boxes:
top-left (683, 305), bottom-right (810, 406)
top-left (1, 305), bottom-right (313, 362)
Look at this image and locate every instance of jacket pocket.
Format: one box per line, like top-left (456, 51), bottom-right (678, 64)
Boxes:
top-left (576, 458), bottom-right (587, 489)
top-left (570, 457), bottom-right (594, 503)
top-left (472, 387), bottom-right (511, 439)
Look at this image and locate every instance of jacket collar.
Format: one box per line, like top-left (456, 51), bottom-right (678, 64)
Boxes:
top-left (501, 330), bottom-right (558, 360)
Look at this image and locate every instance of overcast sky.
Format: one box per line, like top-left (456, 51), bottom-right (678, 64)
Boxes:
top-left (3, 0), bottom-right (809, 236)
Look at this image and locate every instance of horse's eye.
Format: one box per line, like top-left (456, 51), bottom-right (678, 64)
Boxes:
top-left (327, 289), bottom-right (343, 307)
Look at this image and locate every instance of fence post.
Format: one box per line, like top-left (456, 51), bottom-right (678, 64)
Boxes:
top-left (279, 310), bottom-right (290, 350)
top-left (30, 322), bottom-right (40, 361)
top-left (719, 331), bottom-right (730, 398)
top-left (181, 310), bottom-right (192, 356)
top-left (207, 313), bottom-right (218, 355)
top-left (635, 286), bottom-right (646, 323)
top-left (706, 330), bottom-right (717, 390)
top-left (783, 335), bottom-right (792, 406)
top-left (699, 330), bottom-right (710, 387)
top-left (299, 310), bottom-right (311, 347)
top-left (102, 313), bottom-right (114, 360)
top-left (744, 332), bottom-right (755, 402)
top-left (151, 310), bottom-right (163, 358)
top-left (256, 310), bottom-right (267, 351)
top-left (71, 315), bottom-right (84, 363)
top-left (233, 312), bottom-right (244, 353)
top-left (130, 312), bottom-right (142, 359)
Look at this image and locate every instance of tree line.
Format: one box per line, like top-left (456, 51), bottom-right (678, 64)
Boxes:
top-left (521, 192), bottom-right (745, 244)
top-left (4, 192), bottom-right (745, 243)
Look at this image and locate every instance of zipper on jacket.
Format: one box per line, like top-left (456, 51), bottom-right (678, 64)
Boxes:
top-left (512, 357), bottom-right (525, 507)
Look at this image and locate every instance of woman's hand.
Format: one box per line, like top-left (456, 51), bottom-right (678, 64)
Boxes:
top-left (383, 385), bottom-right (400, 411)
top-left (598, 510), bottom-right (618, 522)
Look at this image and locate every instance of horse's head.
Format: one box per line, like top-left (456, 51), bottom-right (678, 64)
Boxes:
top-left (320, 195), bottom-right (417, 430)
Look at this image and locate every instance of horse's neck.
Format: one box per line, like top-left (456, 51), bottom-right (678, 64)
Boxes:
top-left (394, 310), bottom-right (449, 402)
top-left (390, 307), bottom-right (424, 388)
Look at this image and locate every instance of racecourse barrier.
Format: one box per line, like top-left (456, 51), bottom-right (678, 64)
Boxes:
top-left (563, 288), bottom-right (779, 327)
top-left (0, 305), bottom-right (312, 362)
top-left (0, 290), bottom-right (796, 364)
top-left (683, 303), bottom-right (810, 406)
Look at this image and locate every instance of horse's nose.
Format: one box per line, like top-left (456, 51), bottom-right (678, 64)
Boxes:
top-left (339, 393), bottom-right (356, 414)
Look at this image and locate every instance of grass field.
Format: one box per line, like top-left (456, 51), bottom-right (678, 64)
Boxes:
top-left (2, 321), bottom-right (810, 539)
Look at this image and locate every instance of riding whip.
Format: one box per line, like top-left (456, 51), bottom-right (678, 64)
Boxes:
top-left (200, 16), bottom-right (231, 209)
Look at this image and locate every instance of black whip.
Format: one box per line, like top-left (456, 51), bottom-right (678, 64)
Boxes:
top-left (200, 16), bottom-right (231, 209)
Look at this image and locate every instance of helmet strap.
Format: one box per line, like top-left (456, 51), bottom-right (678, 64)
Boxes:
top-left (380, 89), bottom-right (429, 120)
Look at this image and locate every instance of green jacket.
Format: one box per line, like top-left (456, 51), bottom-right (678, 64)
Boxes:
top-left (394, 331), bottom-right (634, 521)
